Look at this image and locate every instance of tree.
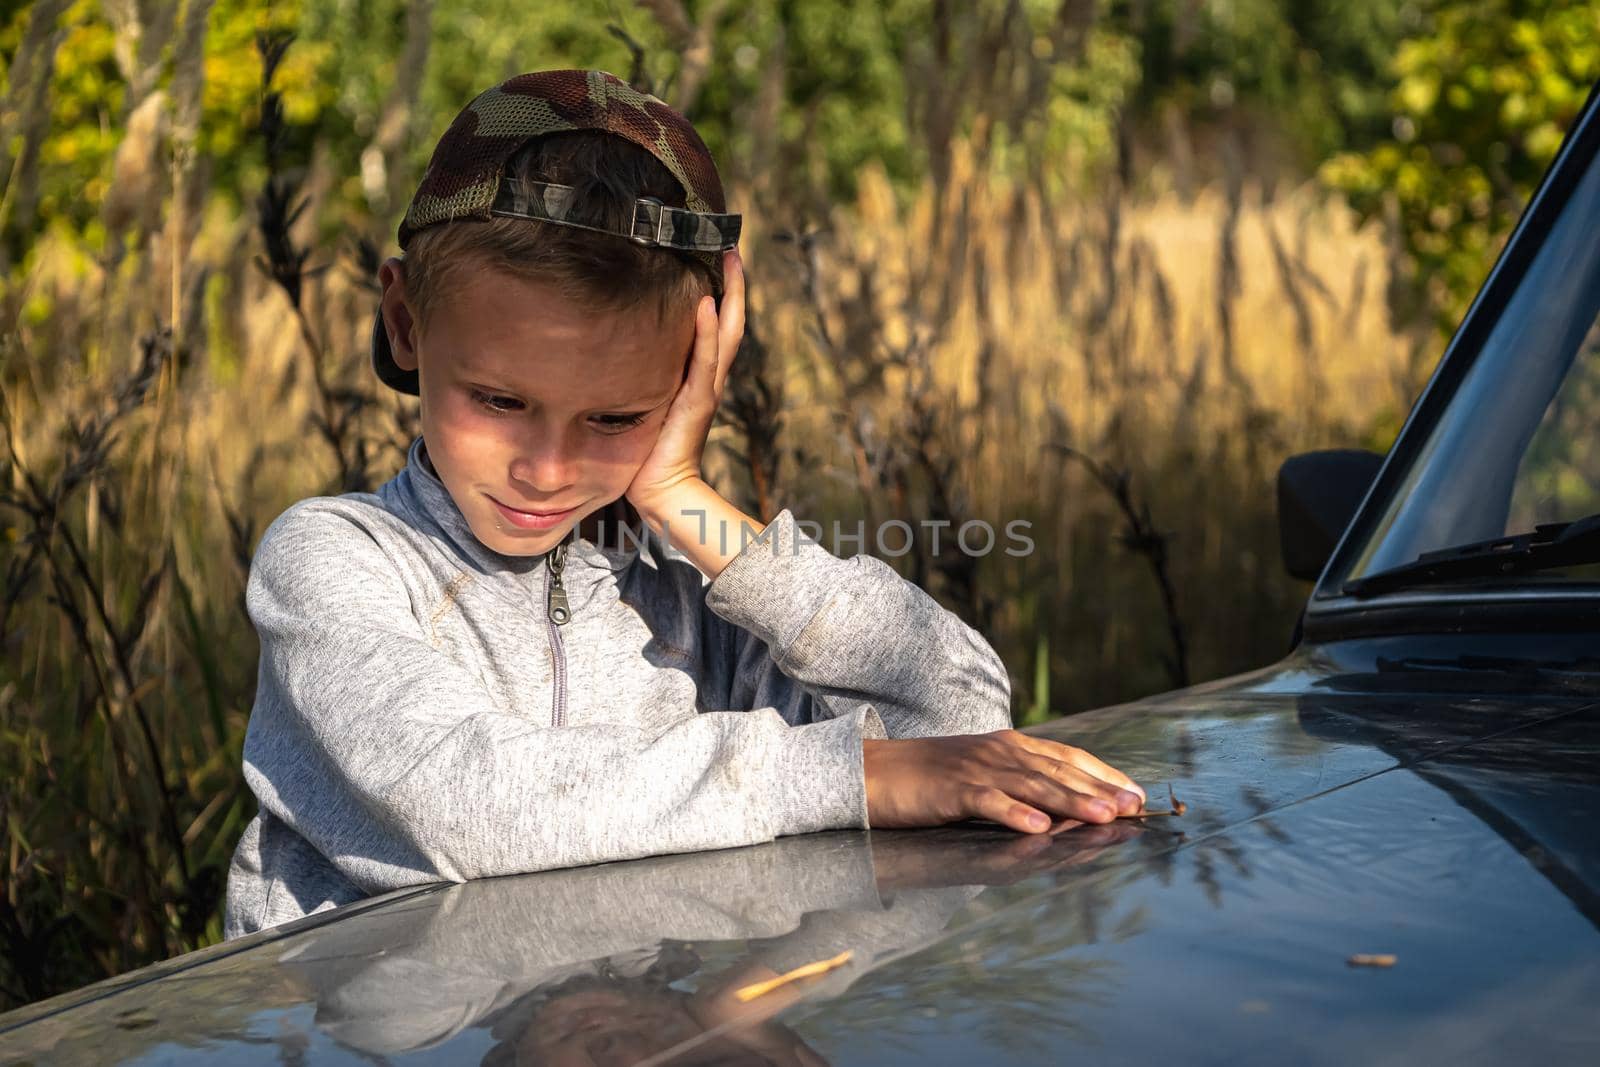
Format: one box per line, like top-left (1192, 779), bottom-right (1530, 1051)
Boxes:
top-left (1321, 0), bottom-right (1600, 330)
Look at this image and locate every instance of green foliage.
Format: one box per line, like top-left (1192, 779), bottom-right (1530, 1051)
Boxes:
top-left (29, 0), bottom-right (123, 233)
top-left (10, 0), bottom-right (1432, 267)
top-left (1110, 0), bottom-right (1409, 170)
top-left (9, 0), bottom-right (1157, 260)
top-left (298, 0), bottom-right (673, 226)
top-left (1509, 329), bottom-right (1600, 526)
top-left (2, 0), bottom-right (328, 268)
top-left (199, 0), bottom-right (333, 172)
top-left (742, 0), bottom-right (922, 201)
top-left (1321, 0), bottom-right (1600, 328)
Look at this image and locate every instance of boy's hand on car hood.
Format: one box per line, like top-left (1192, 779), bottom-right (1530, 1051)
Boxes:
top-left (864, 730), bottom-right (1147, 833)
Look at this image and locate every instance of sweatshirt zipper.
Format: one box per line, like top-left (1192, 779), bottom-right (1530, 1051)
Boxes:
top-left (544, 540), bottom-right (570, 727)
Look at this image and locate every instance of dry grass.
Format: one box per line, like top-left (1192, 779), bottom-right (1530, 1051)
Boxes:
top-left (741, 141), bottom-right (1414, 713)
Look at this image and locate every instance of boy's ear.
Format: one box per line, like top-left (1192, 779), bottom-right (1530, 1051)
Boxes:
top-left (378, 257), bottom-right (419, 372)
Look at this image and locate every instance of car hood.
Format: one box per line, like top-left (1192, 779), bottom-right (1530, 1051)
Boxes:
top-left (5, 661), bottom-right (1600, 1065)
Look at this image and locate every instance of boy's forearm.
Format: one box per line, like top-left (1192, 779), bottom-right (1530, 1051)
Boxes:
top-left (694, 492), bottom-right (1014, 739)
top-left (633, 483), bottom-right (1013, 742)
top-left (633, 478), bottom-right (764, 581)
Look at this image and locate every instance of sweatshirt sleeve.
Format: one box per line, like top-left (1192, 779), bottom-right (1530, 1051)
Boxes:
top-left (701, 508), bottom-right (1014, 740)
top-left (240, 502), bottom-right (884, 895)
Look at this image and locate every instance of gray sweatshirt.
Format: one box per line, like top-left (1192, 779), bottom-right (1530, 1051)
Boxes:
top-left (224, 434), bottom-right (1013, 938)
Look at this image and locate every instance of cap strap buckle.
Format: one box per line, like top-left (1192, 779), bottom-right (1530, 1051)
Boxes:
top-left (629, 196), bottom-right (672, 247)
top-left (490, 178), bottom-right (740, 252)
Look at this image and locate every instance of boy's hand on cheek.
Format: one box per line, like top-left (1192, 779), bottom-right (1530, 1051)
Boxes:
top-left (863, 731), bottom-right (1148, 833)
top-left (626, 249), bottom-right (745, 516)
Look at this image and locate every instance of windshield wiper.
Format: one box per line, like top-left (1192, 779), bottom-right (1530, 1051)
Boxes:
top-left (1343, 512), bottom-right (1600, 597)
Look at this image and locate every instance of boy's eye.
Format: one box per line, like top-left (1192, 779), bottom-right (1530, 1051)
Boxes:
top-left (590, 412), bottom-right (650, 433)
top-left (470, 389), bottom-right (523, 413)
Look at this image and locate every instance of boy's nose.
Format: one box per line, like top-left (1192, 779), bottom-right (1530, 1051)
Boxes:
top-left (509, 440), bottom-right (580, 496)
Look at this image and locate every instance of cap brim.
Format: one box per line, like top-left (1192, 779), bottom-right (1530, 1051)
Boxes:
top-left (371, 306), bottom-right (420, 396)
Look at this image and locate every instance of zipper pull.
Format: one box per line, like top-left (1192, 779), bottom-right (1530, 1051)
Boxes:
top-left (546, 541), bottom-right (570, 625)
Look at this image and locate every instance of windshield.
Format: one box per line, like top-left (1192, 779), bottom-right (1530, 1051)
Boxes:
top-left (1338, 136), bottom-right (1600, 591)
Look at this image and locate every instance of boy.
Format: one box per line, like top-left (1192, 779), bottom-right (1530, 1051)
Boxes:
top-left (224, 70), bottom-right (1145, 939)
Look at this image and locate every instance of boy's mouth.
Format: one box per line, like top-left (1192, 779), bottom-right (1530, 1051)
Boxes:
top-left (488, 494), bottom-right (581, 530)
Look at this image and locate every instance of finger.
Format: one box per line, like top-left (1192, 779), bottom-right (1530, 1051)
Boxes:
top-left (1023, 752), bottom-right (1144, 815)
top-left (714, 249), bottom-right (745, 398)
top-left (675, 295), bottom-right (721, 416)
top-left (1011, 733), bottom-right (1146, 803)
top-left (966, 785), bottom-right (1052, 834)
top-left (719, 248), bottom-right (745, 335)
top-left (1003, 769), bottom-right (1119, 824)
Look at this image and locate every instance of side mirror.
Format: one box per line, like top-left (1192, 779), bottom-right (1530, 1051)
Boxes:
top-left (1277, 449), bottom-right (1385, 581)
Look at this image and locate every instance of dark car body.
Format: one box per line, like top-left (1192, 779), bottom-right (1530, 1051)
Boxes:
top-left (6, 87), bottom-right (1600, 1067)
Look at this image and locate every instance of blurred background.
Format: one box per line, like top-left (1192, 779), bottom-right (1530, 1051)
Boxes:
top-left (0, 0), bottom-right (1596, 1009)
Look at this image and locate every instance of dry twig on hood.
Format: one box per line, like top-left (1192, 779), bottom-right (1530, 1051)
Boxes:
top-left (1347, 954), bottom-right (1398, 968)
top-left (733, 950), bottom-right (854, 1002)
top-left (1124, 783), bottom-right (1188, 819)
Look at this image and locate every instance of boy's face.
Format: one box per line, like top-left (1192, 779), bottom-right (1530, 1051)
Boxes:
top-left (378, 255), bottom-right (695, 556)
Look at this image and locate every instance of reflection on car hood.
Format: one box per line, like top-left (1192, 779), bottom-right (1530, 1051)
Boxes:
top-left (4, 663), bottom-right (1599, 1065)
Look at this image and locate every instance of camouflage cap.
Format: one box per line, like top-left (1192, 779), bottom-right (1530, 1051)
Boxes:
top-left (372, 69), bottom-right (741, 396)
